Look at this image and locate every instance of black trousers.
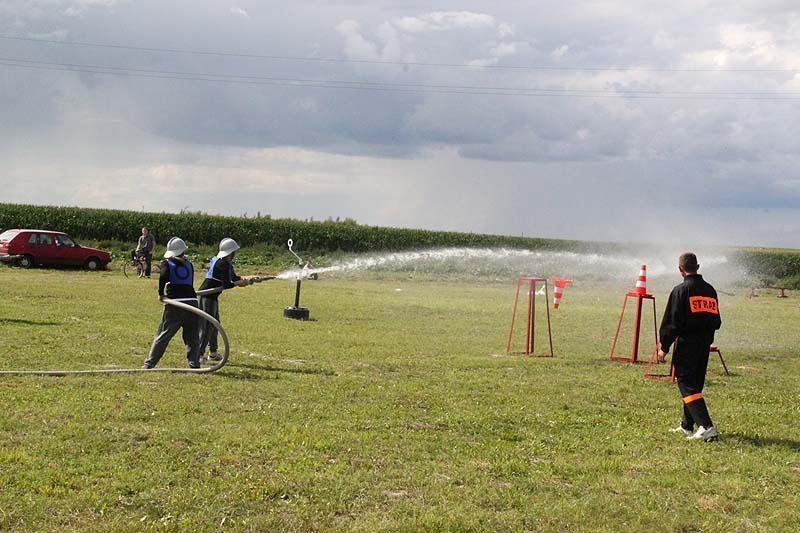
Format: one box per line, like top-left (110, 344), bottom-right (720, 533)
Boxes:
top-left (143, 251), bottom-right (153, 277)
top-left (673, 339), bottom-right (713, 430)
top-left (198, 296), bottom-right (220, 354)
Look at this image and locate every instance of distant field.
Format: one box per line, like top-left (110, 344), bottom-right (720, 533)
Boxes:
top-left (2, 202), bottom-right (799, 288)
top-left (0, 264), bottom-right (798, 531)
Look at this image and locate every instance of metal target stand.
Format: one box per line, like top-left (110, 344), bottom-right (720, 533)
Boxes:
top-left (610, 291), bottom-right (658, 363)
top-left (506, 277), bottom-right (554, 357)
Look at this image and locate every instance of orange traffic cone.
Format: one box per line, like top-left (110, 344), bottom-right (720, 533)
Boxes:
top-left (634, 265), bottom-right (648, 295)
top-left (550, 277), bottom-right (573, 309)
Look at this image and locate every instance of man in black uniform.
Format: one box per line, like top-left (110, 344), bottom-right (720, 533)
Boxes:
top-left (657, 252), bottom-right (722, 441)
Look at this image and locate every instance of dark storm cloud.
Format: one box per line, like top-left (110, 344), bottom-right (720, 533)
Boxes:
top-left (4, 0), bottom-right (800, 165)
top-left (2, 1), bottom-right (800, 246)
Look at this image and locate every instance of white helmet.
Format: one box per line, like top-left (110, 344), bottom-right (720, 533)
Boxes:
top-left (217, 237), bottom-right (240, 258)
top-left (164, 237), bottom-right (188, 258)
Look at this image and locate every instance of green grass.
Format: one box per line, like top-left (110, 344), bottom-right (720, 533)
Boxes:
top-left (0, 264), bottom-right (798, 531)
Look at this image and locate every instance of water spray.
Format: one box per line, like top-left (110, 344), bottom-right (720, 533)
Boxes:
top-left (283, 239), bottom-right (311, 320)
top-left (195, 275), bottom-right (274, 297)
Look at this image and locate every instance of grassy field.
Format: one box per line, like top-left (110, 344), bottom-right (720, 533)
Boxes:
top-left (0, 264), bottom-right (798, 531)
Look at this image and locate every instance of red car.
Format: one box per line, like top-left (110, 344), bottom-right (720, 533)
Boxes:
top-left (0, 229), bottom-right (111, 270)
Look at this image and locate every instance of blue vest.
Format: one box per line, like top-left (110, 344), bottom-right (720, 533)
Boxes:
top-left (205, 256), bottom-right (234, 283)
top-left (167, 259), bottom-right (194, 286)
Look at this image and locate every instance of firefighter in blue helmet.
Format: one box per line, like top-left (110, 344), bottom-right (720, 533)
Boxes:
top-left (658, 252), bottom-right (722, 441)
top-left (142, 237), bottom-right (201, 369)
top-left (198, 238), bottom-right (255, 363)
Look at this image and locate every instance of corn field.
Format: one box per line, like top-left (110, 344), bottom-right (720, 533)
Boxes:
top-left (1, 203), bottom-right (798, 286)
top-left (0, 203), bottom-right (580, 252)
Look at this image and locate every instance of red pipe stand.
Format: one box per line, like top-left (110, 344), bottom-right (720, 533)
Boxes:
top-left (610, 291), bottom-right (658, 363)
top-left (506, 277), bottom-right (554, 357)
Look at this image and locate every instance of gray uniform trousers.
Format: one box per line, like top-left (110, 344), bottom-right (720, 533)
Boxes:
top-left (144, 300), bottom-right (200, 367)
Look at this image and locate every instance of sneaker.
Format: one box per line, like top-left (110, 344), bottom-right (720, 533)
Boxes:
top-left (669, 425), bottom-right (693, 436)
top-left (687, 426), bottom-right (719, 441)
top-left (188, 361), bottom-right (201, 369)
top-left (208, 352), bottom-right (223, 361)
top-left (141, 362), bottom-right (154, 369)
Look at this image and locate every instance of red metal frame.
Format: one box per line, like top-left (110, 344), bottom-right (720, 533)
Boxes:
top-left (645, 343), bottom-right (730, 382)
top-left (610, 292), bottom-right (657, 363)
top-left (644, 345), bottom-right (675, 382)
top-left (506, 277), bottom-right (554, 357)
top-left (710, 345), bottom-right (730, 376)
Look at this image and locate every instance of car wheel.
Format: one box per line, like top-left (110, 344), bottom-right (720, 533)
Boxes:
top-left (18, 254), bottom-right (34, 268)
top-left (84, 257), bottom-right (101, 271)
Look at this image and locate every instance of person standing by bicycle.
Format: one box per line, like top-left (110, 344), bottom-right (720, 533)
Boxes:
top-left (198, 238), bottom-right (255, 363)
top-left (142, 237), bottom-right (201, 369)
top-left (135, 227), bottom-right (156, 278)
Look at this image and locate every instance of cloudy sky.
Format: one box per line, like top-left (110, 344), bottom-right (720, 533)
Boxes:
top-left (2, 0), bottom-right (800, 248)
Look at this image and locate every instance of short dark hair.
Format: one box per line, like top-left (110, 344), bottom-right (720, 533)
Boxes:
top-left (679, 252), bottom-right (699, 273)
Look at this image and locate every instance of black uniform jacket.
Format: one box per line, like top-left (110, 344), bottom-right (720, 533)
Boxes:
top-left (198, 257), bottom-right (241, 300)
top-left (659, 274), bottom-right (721, 354)
top-left (158, 258), bottom-right (197, 301)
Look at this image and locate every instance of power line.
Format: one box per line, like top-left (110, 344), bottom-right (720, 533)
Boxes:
top-left (3, 57), bottom-right (800, 100)
top-left (2, 33), bottom-right (799, 73)
top-left (4, 56), bottom-right (800, 95)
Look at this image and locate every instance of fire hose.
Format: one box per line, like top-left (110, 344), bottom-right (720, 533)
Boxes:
top-left (0, 272), bottom-right (274, 377)
top-left (0, 297), bottom-right (228, 376)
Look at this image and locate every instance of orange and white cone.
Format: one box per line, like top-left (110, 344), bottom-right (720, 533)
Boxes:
top-left (550, 277), bottom-right (573, 309)
top-left (634, 265), bottom-right (647, 295)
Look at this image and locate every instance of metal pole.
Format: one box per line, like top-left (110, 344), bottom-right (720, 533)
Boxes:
top-left (631, 295), bottom-right (643, 362)
top-left (507, 279), bottom-right (522, 354)
top-left (544, 279), bottom-right (553, 356)
top-left (294, 278), bottom-right (302, 308)
top-left (610, 294), bottom-right (628, 360)
top-left (650, 297), bottom-right (658, 355)
top-left (529, 279), bottom-right (535, 355)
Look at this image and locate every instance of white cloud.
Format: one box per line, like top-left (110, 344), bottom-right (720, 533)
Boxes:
top-left (685, 22), bottom-right (800, 69)
top-left (394, 11), bottom-right (497, 33)
top-left (652, 30), bottom-right (676, 51)
top-left (64, 0), bottom-right (117, 17)
top-left (498, 23), bottom-right (515, 38)
top-left (32, 28), bottom-right (69, 39)
top-left (550, 44), bottom-right (569, 59)
top-left (0, 0), bottom-right (115, 23)
top-left (775, 179), bottom-right (800, 193)
top-left (336, 10), bottom-right (516, 64)
top-left (491, 42), bottom-right (517, 57)
top-left (335, 19), bottom-right (380, 60)
top-left (230, 6), bottom-right (249, 18)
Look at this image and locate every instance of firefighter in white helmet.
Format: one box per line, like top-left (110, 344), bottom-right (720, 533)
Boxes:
top-left (198, 237), bottom-right (255, 363)
top-left (142, 237), bottom-right (201, 369)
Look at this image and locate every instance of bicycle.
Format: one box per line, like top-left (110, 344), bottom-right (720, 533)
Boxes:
top-left (123, 250), bottom-right (159, 278)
